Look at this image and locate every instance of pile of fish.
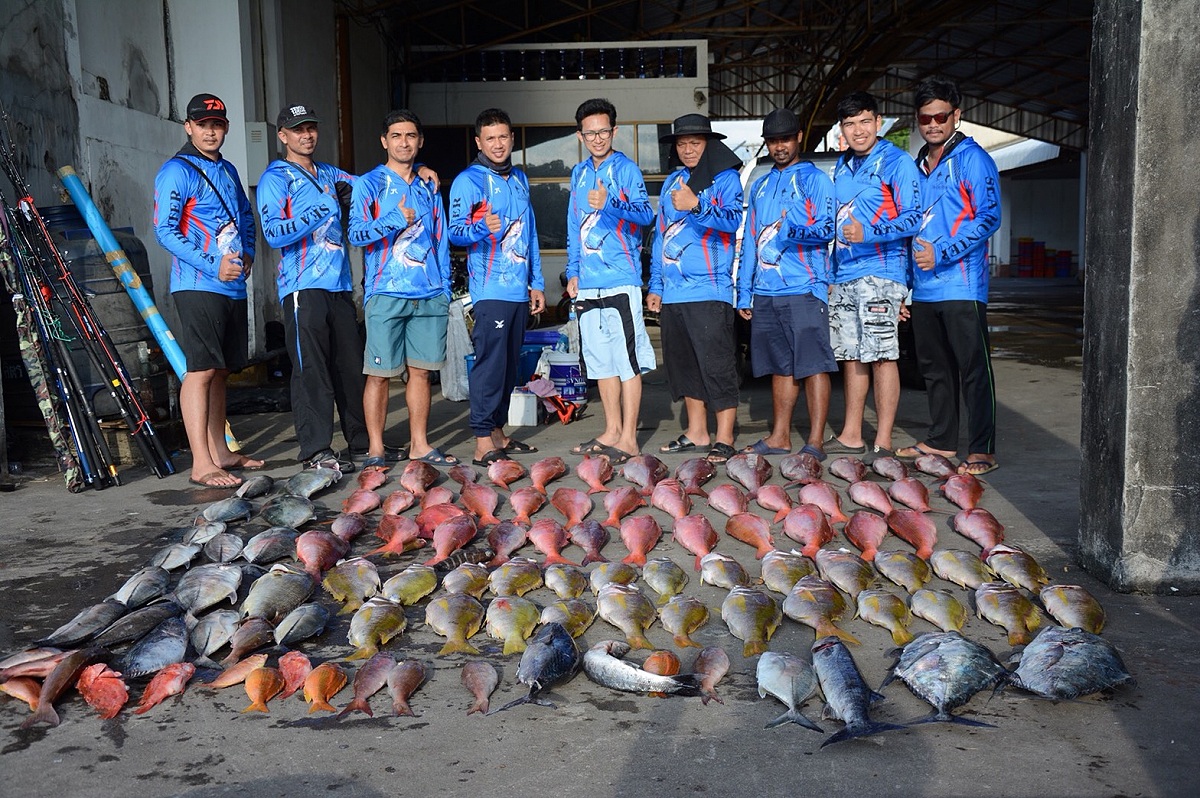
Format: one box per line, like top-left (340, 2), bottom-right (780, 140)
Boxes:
top-left (0, 450), bottom-right (1133, 746)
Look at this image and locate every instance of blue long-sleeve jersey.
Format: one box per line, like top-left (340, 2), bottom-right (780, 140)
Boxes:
top-left (153, 144), bottom-right (256, 298)
top-left (911, 134), bottom-right (1001, 303)
top-left (349, 164), bottom-right (450, 303)
top-left (257, 159), bottom-right (353, 302)
top-left (831, 138), bottom-right (922, 286)
top-left (737, 160), bottom-right (836, 307)
top-left (649, 167), bottom-right (743, 305)
top-left (447, 162), bottom-right (544, 303)
top-left (566, 151), bottom-right (653, 289)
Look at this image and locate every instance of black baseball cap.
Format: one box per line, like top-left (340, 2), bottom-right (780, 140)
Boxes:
top-left (277, 104), bottom-right (321, 129)
top-left (186, 93), bottom-right (228, 123)
top-left (762, 108), bottom-right (801, 138)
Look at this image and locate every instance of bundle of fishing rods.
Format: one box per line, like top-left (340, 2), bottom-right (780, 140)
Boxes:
top-left (0, 118), bottom-right (174, 490)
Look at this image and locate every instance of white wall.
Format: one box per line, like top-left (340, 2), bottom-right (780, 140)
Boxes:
top-left (1002, 176), bottom-right (1081, 263)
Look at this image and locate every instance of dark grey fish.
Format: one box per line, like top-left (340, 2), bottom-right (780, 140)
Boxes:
top-left (203, 532), bottom-right (245, 563)
top-left (38, 598), bottom-right (127, 647)
top-left (433, 544), bottom-right (496, 573)
top-left (236, 474), bottom-right (275, 499)
top-left (172, 563), bottom-right (242, 615)
top-left (240, 564), bottom-right (315, 622)
top-left (284, 467), bottom-right (341, 499)
top-left (812, 636), bottom-right (907, 747)
top-left (148, 541), bottom-right (202, 570)
top-left (881, 631), bottom-right (1007, 726)
top-left (274, 602), bottom-right (331, 646)
top-left (488, 622), bottom-right (580, 714)
top-left (1008, 626), bottom-right (1134, 700)
top-left (122, 616), bottom-right (188, 679)
top-left (261, 494), bottom-right (316, 528)
top-left (201, 496), bottom-right (255, 523)
top-left (182, 521), bottom-right (227, 545)
top-left (220, 617), bottom-right (276, 666)
top-left (189, 609), bottom-right (240, 667)
top-left (242, 527), bottom-right (299, 564)
top-left (93, 600), bottom-right (183, 648)
top-left (108, 566), bottom-right (172, 608)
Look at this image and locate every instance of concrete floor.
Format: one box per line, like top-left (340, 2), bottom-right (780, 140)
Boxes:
top-left (0, 280), bottom-right (1196, 798)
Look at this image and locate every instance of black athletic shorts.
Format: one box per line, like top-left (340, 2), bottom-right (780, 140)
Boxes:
top-left (174, 290), bottom-right (249, 372)
top-left (659, 300), bottom-right (739, 410)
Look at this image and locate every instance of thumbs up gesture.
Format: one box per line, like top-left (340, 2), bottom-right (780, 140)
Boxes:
top-left (485, 210), bottom-right (503, 233)
top-left (671, 182), bottom-right (699, 212)
top-left (398, 194), bottom-right (415, 226)
top-left (587, 181), bottom-right (607, 211)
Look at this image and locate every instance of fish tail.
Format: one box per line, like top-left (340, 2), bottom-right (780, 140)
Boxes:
top-left (756, 544), bottom-right (775, 559)
top-left (544, 553), bottom-right (578, 567)
top-left (765, 710), bottom-right (824, 732)
top-left (337, 699), bottom-right (373, 719)
top-left (467, 698), bottom-right (489, 715)
top-left (890, 627), bottom-right (915, 646)
top-left (602, 518), bottom-right (621, 529)
top-left (502, 637), bottom-right (528, 656)
top-left (693, 554), bottom-right (703, 571)
top-left (748, 489), bottom-right (759, 501)
top-left (586, 485), bottom-right (610, 495)
top-left (685, 485), bottom-right (708, 499)
top-left (439, 639), bottom-right (481, 656)
top-left (392, 700), bottom-right (416, 717)
top-left (627, 633), bottom-right (654, 650)
top-left (242, 701), bottom-right (270, 713)
top-left (485, 694), bottom-right (530, 716)
top-left (905, 711), bottom-right (996, 728)
top-left (742, 640), bottom-right (768, 657)
top-left (423, 554), bottom-right (447, 566)
top-left (820, 720), bottom-right (908, 748)
top-left (347, 646), bottom-right (378, 661)
top-left (308, 699), bottom-right (338, 714)
top-left (20, 702), bottom-right (60, 729)
top-left (859, 547), bottom-right (877, 562)
top-left (581, 553), bottom-right (609, 566)
top-left (674, 635), bottom-right (701, 648)
top-left (621, 552), bottom-right (647, 567)
top-left (802, 543), bottom-right (820, 559)
top-left (487, 554), bottom-right (511, 568)
top-left (670, 673), bottom-right (704, 697)
top-left (772, 509), bottom-right (789, 524)
top-left (700, 687), bottom-right (724, 706)
top-left (816, 620), bottom-right (860, 646)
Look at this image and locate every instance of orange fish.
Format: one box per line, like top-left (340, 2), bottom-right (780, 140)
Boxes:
top-left (277, 650), bottom-right (312, 700)
top-left (0, 676), bottom-right (41, 710)
top-left (21, 647), bottom-right (107, 729)
top-left (342, 488), bottom-right (382, 515)
top-left (576, 454), bottom-right (613, 494)
top-left (602, 486), bottom-right (646, 529)
top-left (530, 456), bottom-right (568, 494)
top-left (424, 515), bottom-right (478, 566)
top-left (242, 666), bottom-right (286, 713)
top-left (797, 481), bottom-right (849, 524)
top-left (303, 662), bottom-right (348, 713)
top-left (886, 509), bottom-right (939, 559)
top-left (529, 518), bottom-right (577, 566)
top-left (381, 489), bottom-right (416, 515)
top-left (459, 481), bottom-right (501, 525)
top-left (782, 504), bottom-right (836, 558)
top-left (205, 653), bottom-right (270, 689)
top-left (843, 511), bottom-right (889, 561)
top-left (134, 662), bottom-right (196, 715)
top-left (75, 663), bottom-right (128, 720)
top-left (619, 515), bottom-right (662, 566)
top-left (643, 650), bottom-right (682, 698)
top-left (367, 514), bottom-right (423, 557)
top-left (508, 486), bottom-right (545, 527)
top-left (724, 512), bottom-right (774, 559)
top-left (487, 459), bottom-right (527, 491)
top-left (672, 514), bottom-right (719, 570)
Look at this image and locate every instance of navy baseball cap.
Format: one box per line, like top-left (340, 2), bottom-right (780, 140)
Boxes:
top-left (186, 93), bottom-right (228, 123)
top-left (277, 103), bottom-right (321, 129)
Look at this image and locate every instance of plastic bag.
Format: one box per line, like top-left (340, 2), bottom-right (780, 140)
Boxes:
top-left (441, 298), bottom-right (472, 401)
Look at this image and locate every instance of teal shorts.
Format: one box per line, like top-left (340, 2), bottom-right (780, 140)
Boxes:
top-left (363, 293), bottom-right (449, 376)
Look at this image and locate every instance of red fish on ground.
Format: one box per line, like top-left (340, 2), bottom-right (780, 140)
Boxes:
top-left (487, 520), bottom-right (529, 566)
top-left (827, 456), bottom-right (868, 484)
top-left (622, 454), bottom-right (669, 495)
top-left (780, 452), bottom-right (823, 485)
top-left (331, 512), bottom-right (368, 543)
top-left (487, 458), bottom-right (527, 491)
top-left (508, 486), bottom-right (545, 526)
top-left (942, 473), bottom-right (984, 510)
top-left (338, 652), bottom-right (395, 719)
top-left (673, 514), bottom-right (719, 570)
top-left (460, 481), bottom-right (501, 525)
top-left (529, 518), bottom-right (577, 566)
top-left (448, 464), bottom-right (477, 485)
top-left (848, 480), bottom-right (894, 515)
top-left (576, 454), bottom-right (614, 494)
top-left (415, 503), bottom-right (468, 539)
top-left (871, 456), bottom-right (908, 481)
top-left (551, 487), bottom-right (594, 527)
top-left (357, 467), bottom-right (389, 491)
top-left (706, 483), bottom-right (749, 518)
top-left (782, 504), bottom-right (836, 558)
top-left (726, 453), bottom-right (774, 499)
top-left (425, 515), bottom-right (479, 566)
top-left (889, 477), bottom-right (933, 512)
top-left (843, 511), bottom-right (889, 561)
top-left (420, 485), bottom-right (456, 509)
top-left (887, 509), bottom-right (939, 559)
top-left (602, 485), bottom-right (646, 529)
top-left (388, 659), bottom-right (427, 717)
top-left (400, 460), bottom-right (438, 496)
top-left (913, 453), bottom-right (957, 479)
top-left (568, 520), bottom-right (610, 565)
top-left (755, 484), bottom-right (794, 524)
top-left (620, 515), bottom-right (663, 566)
top-left (278, 651), bottom-right (312, 699)
top-left (650, 478), bottom-right (691, 520)
top-left (724, 513), bottom-right (775, 559)
top-left (952, 508), bottom-right (1005, 557)
top-left (134, 662), bottom-right (196, 715)
top-left (296, 529), bottom-right (349, 578)
top-left (367, 514), bottom-right (423, 557)
top-left (343, 488), bottom-right (382, 515)
top-left (692, 646), bottom-right (730, 705)
top-left (75, 663), bottom-right (128, 720)
top-left (797, 480), bottom-right (849, 523)
top-left (675, 457), bottom-right (716, 497)
top-left (531, 456), bottom-right (568, 494)
top-left (381, 489), bottom-right (416, 515)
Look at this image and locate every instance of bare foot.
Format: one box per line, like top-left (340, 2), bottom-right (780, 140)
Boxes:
top-left (219, 454), bottom-right (265, 470)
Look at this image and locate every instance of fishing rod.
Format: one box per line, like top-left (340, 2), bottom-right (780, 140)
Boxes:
top-left (0, 116), bottom-right (174, 480)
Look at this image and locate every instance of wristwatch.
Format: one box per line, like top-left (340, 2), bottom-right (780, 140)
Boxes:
top-left (690, 202), bottom-right (702, 216)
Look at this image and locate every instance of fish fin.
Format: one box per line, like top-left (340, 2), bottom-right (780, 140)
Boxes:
top-left (905, 712), bottom-right (996, 729)
top-left (602, 519), bottom-right (621, 530)
top-left (699, 688), bottom-right (723, 706)
top-left (485, 693), bottom-right (531, 715)
top-left (890, 627), bottom-right (915, 646)
top-left (307, 699), bottom-right (337, 714)
top-left (668, 673), bottom-right (704, 697)
top-left (502, 637), bottom-right (528, 656)
top-left (337, 699), bottom-right (373, 719)
top-left (586, 486), bottom-right (610, 495)
top-left (765, 709), bottom-right (824, 732)
top-left (869, 690), bottom-right (887, 704)
top-left (742, 640), bottom-right (768, 657)
top-left (467, 699), bottom-right (489, 715)
top-left (19, 702), bottom-right (60, 729)
top-left (815, 620), bottom-right (860, 646)
top-left (621, 553), bottom-right (647, 567)
top-left (392, 702), bottom-right (417, 717)
top-left (772, 509), bottom-right (789, 524)
top-left (242, 702), bottom-right (269, 713)
top-left (673, 635), bottom-right (701, 648)
top-left (346, 647), bottom-right (378, 661)
top-left (544, 553), bottom-right (579, 567)
top-left (581, 553), bottom-right (609, 566)
top-left (820, 720), bottom-right (908, 748)
top-left (627, 634), bottom-right (654, 651)
top-left (439, 640), bottom-right (481, 656)
top-left (684, 486), bottom-right (708, 499)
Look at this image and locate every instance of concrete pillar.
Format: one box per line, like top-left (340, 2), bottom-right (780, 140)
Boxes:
top-left (1080, 0), bottom-right (1200, 593)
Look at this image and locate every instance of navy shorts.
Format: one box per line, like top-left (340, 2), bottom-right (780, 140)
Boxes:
top-left (173, 290), bottom-right (248, 372)
top-left (749, 293), bottom-right (837, 380)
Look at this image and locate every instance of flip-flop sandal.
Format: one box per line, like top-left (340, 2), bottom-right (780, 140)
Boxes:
top-left (189, 470), bottom-right (242, 489)
top-left (798, 444), bottom-right (827, 462)
top-left (571, 438), bottom-right (606, 455)
top-left (361, 456), bottom-right (389, 470)
top-left (659, 435), bottom-right (697, 454)
top-left (601, 445), bottom-right (634, 465)
top-left (958, 459), bottom-right (999, 475)
top-left (503, 439), bottom-right (538, 454)
top-left (822, 436), bottom-right (867, 455)
top-left (706, 442), bottom-right (737, 464)
top-left (743, 438), bottom-right (790, 455)
top-left (473, 449), bottom-right (509, 467)
top-left (414, 448), bottom-right (459, 466)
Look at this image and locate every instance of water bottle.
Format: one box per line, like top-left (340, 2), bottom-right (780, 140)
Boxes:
top-left (566, 305), bottom-right (580, 354)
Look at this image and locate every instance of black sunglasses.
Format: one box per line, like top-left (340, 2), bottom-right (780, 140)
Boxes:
top-left (917, 111), bottom-right (954, 125)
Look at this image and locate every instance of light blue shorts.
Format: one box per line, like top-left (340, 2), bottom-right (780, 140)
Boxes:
top-left (363, 293), bottom-right (449, 376)
top-left (576, 285), bottom-right (656, 381)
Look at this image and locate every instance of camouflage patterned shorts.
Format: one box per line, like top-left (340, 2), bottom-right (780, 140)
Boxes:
top-left (828, 275), bottom-right (909, 363)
